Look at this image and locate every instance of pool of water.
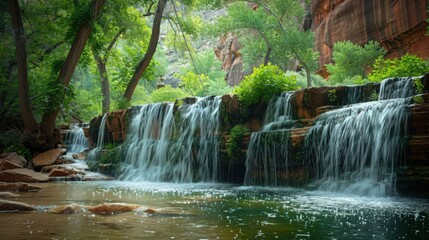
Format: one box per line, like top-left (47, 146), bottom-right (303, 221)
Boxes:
top-left (2, 181), bottom-right (429, 239)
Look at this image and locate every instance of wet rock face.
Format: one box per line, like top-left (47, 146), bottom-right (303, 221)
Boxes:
top-left (311, 0), bottom-right (429, 70)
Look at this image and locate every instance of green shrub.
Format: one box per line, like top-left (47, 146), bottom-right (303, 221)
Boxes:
top-left (326, 40), bottom-right (386, 85)
top-left (368, 54), bottom-right (429, 82)
top-left (149, 85), bottom-right (188, 103)
top-left (226, 125), bottom-right (250, 159)
top-left (234, 63), bottom-right (299, 106)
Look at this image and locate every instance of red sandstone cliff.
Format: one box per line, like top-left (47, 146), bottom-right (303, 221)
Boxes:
top-left (311, 0), bottom-right (429, 74)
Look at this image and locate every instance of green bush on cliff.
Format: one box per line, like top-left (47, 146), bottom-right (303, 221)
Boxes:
top-left (326, 40), bottom-right (386, 85)
top-left (234, 64), bottom-right (299, 106)
top-left (227, 125), bottom-right (250, 159)
top-left (368, 54), bottom-right (429, 82)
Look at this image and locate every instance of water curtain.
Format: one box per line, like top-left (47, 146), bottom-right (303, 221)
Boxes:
top-left (119, 96), bottom-right (222, 182)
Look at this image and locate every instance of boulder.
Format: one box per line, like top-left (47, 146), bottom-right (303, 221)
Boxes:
top-left (49, 168), bottom-right (73, 177)
top-left (0, 182), bottom-right (42, 191)
top-left (0, 168), bottom-right (49, 182)
top-left (0, 160), bottom-right (23, 171)
top-left (0, 152), bottom-right (27, 167)
top-left (135, 207), bottom-right (156, 215)
top-left (50, 203), bottom-right (86, 214)
top-left (40, 165), bottom-right (85, 175)
top-left (72, 153), bottom-right (86, 160)
top-left (0, 192), bottom-right (19, 198)
top-left (32, 148), bottom-right (67, 167)
top-left (87, 203), bottom-right (141, 214)
top-left (0, 199), bottom-right (35, 211)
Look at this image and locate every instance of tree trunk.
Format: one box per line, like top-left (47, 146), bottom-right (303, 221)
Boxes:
top-left (123, 0), bottom-right (166, 101)
top-left (93, 53), bottom-right (110, 113)
top-left (7, 0), bottom-right (39, 140)
top-left (39, 0), bottom-right (105, 146)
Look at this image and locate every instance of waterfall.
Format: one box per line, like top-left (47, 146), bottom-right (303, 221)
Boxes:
top-left (305, 99), bottom-right (410, 196)
top-left (379, 77), bottom-right (415, 100)
top-left (245, 92), bottom-right (295, 186)
top-left (96, 114), bottom-right (108, 148)
top-left (86, 114), bottom-right (108, 165)
top-left (64, 126), bottom-right (89, 153)
top-left (119, 96), bottom-right (222, 182)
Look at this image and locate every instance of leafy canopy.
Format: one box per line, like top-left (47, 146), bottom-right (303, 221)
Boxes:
top-left (368, 54), bottom-right (429, 82)
top-left (325, 40), bottom-right (386, 85)
top-left (234, 63), bottom-right (299, 106)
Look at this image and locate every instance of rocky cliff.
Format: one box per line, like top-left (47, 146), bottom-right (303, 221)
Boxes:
top-left (311, 0), bottom-right (429, 75)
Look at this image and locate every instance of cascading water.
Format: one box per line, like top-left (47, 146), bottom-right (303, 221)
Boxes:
top-left (304, 77), bottom-right (414, 196)
top-left (96, 114), bottom-right (108, 148)
top-left (379, 77), bottom-right (415, 100)
top-left (86, 114), bottom-right (108, 162)
top-left (64, 126), bottom-right (89, 153)
top-left (245, 92), bottom-right (295, 186)
top-left (305, 99), bottom-right (410, 196)
top-left (119, 96), bottom-right (222, 182)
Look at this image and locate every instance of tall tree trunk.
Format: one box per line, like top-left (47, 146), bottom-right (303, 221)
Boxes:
top-left (93, 53), bottom-right (110, 113)
top-left (7, 0), bottom-right (39, 141)
top-left (39, 0), bottom-right (105, 147)
top-left (123, 0), bottom-right (166, 101)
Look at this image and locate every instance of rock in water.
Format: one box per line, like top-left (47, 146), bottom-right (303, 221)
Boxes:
top-left (0, 192), bottom-right (19, 198)
top-left (32, 148), bottom-right (67, 167)
top-left (87, 203), bottom-right (141, 214)
top-left (0, 169), bottom-right (49, 182)
top-left (50, 203), bottom-right (85, 214)
top-left (0, 182), bottom-right (42, 191)
top-left (0, 199), bottom-right (35, 211)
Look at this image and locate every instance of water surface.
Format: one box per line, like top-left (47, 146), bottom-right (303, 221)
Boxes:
top-left (2, 181), bottom-right (428, 239)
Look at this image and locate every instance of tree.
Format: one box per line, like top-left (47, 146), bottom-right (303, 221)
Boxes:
top-left (38, 0), bottom-right (105, 148)
top-left (7, 0), bottom-right (38, 142)
top-left (123, 0), bottom-right (166, 101)
top-left (325, 40), bottom-right (386, 85)
top-left (207, 0), bottom-right (318, 87)
top-left (6, 0), bottom-right (106, 149)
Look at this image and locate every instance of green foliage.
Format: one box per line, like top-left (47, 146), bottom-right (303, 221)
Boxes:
top-left (413, 95), bottom-right (424, 104)
top-left (149, 85), bottom-right (188, 103)
top-left (234, 64), bottom-right (299, 106)
top-left (3, 144), bottom-right (31, 161)
top-left (369, 91), bottom-right (379, 101)
top-left (327, 89), bottom-right (337, 104)
top-left (177, 72), bottom-right (209, 96)
top-left (226, 125), bottom-right (249, 159)
top-left (206, 0), bottom-right (317, 80)
top-left (326, 41), bottom-right (386, 85)
top-left (368, 54), bottom-right (429, 82)
top-left (285, 71), bottom-right (326, 88)
top-left (414, 78), bottom-right (425, 94)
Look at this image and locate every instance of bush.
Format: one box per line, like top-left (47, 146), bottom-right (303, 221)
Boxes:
top-left (149, 85), bottom-right (188, 103)
top-left (226, 125), bottom-right (250, 159)
top-left (325, 40), bottom-right (386, 85)
top-left (234, 64), bottom-right (299, 106)
top-left (368, 54), bottom-right (429, 82)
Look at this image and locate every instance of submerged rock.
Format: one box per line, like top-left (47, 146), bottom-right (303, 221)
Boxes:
top-left (33, 148), bottom-right (67, 167)
top-left (0, 192), bottom-right (19, 198)
top-left (0, 182), bottom-right (42, 191)
top-left (87, 203), bottom-right (141, 214)
top-left (50, 203), bottom-right (86, 214)
top-left (0, 168), bottom-right (49, 182)
top-left (72, 152), bottom-right (86, 160)
top-left (0, 199), bottom-right (35, 211)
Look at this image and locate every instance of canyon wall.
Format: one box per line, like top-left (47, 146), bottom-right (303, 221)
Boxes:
top-left (311, 0), bottom-right (429, 75)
